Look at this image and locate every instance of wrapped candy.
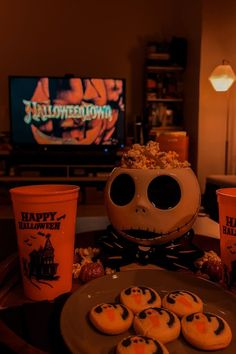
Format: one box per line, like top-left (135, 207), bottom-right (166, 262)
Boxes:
top-left (79, 261), bottom-right (105, 283)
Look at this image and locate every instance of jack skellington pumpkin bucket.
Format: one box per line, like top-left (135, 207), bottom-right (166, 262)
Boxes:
top-left (105, 167), bottom-right (201, 246)
top-left (102, 141), bottom-right (203, 269)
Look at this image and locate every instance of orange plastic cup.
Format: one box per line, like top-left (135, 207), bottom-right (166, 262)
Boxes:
top-left (10, 184), bottom-right (79, 301)
top-left (217, 188), bottom-right (236, 288)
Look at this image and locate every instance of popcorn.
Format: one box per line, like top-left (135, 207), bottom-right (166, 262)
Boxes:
top-left (120, 141), bottom-right (190, 169)
top-left (194, 250), bottom-right (221, 270)
top-left (72, 263), bottom-right (82, 279)
top-left (75, 247), bottom-right (100, 260)
top-left (105, 267), bottom-right (116, 275)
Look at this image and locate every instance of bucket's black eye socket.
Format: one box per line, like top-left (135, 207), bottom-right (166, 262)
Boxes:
top-left (110, 173), bottom-right (135, 206)
top-left (147, 175), bottom-right (181, 209)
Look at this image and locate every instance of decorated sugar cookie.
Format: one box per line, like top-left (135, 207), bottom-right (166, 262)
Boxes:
top-left (120, 286), bottom-right (161, 314)
top-left (162, 290), bottom-right (203, 318)
top-left (181, 312), bottom-right (232, 350)
top-left (116, 335), bottom-right (169, 354)
top-left (133, 307), bottom-right (181, 344)
top-left (89, 303), bottom-right (133, 335)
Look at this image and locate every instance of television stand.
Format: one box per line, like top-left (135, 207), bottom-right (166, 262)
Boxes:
top-left (8, 163), bottom-right (114, 179)
top-left (0, 150), bottom-right (123, 204)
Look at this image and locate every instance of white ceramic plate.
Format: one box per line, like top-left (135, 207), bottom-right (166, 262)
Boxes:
top-left (60, 269), bottom-right (236, 354)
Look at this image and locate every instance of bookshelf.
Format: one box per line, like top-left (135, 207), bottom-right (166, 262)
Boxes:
top-left (143, 38), bottom-right (187, 142)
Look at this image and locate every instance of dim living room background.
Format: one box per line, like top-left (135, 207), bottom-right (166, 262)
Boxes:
top-left (0, 0), bottom-right (236, 208)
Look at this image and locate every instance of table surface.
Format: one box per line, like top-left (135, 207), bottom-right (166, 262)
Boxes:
top-left (0, 214), bottom-right (227, 354)
top-left (206, 174), bottom-right (236, 185)
top-left (0, 214), bottom-right (220, 309)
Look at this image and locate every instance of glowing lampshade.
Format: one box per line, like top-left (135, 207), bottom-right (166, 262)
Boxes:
top-left (209, 63), bottom-right (236, 92)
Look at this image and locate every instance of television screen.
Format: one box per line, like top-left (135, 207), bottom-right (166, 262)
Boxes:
top-left (9, 76), bottom-right (125, 150)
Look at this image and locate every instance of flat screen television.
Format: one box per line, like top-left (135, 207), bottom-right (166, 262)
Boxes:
top-left (9, 76), bottom-right (126, 160)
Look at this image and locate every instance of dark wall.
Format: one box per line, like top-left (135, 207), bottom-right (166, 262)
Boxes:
top-left (0, 0), bottom-right (202, 167)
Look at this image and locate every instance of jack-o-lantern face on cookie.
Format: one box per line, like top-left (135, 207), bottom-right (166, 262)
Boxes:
top-left (120, 286), bottom-right (161, 314)
top-left (133, 307), bottom-right (180, 344)
top-left (116, 335), bottom-right (169, 354)
top-left (105, 167), bottom-right (201, 246)
top-left (89, 303), bottom-right (133, 335)
top-left (181, 312), bottom-right (232, 350)
top-left (162, 290), bottom-right (203, 318)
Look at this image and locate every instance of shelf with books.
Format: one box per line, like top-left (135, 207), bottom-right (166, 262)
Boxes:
top-left (148, 126), bottom-right (184, 139)
top-left (143, 38), bottom-right (187, 143)
top-left (146, 65), bottom-right (184, 73)
top-left (146, 97), bottom-right (183, 103)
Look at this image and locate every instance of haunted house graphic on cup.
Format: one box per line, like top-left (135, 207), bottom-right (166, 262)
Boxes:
top-left (23, 233), bottom-right (59, 284)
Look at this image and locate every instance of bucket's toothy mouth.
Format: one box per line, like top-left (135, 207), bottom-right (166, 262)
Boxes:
top-left (115, 213), bottom-right (198, 242)
top-left (117, 229), bottom-right (168, 240)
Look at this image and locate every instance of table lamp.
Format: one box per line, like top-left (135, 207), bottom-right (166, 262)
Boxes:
top-left (209, 60), bottom-right (236, 174)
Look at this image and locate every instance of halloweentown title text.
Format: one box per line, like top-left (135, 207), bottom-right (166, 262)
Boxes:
top-left (23, 100), bottom-right (113, 124)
